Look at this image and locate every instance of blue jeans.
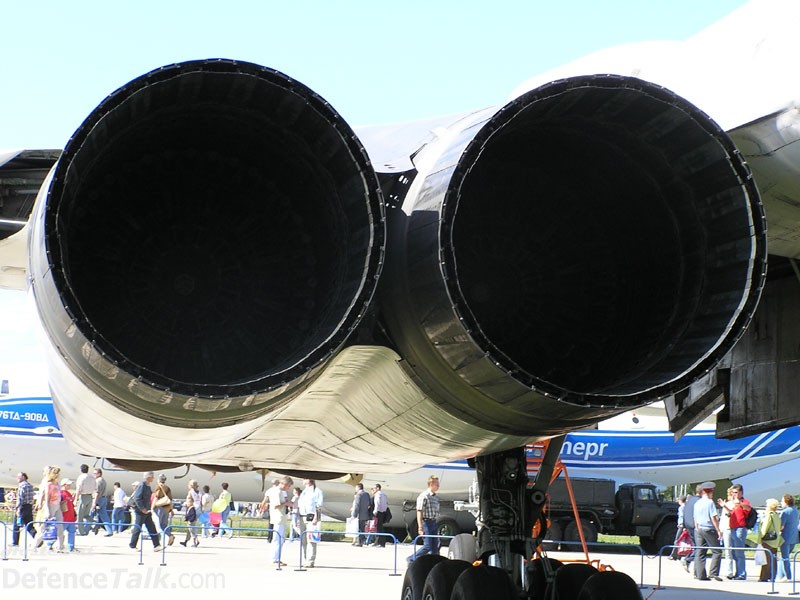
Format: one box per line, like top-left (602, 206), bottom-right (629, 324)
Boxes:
top-left (408, 519), bottom-right (439, 563)
top-left (112, 507), bottom-right (127, 533)
top-left (219, 507), bottom-right (232, 535)
top-left (95, 496), bottom-right (113, 533)
top-left (63, 522), bottom-right (76, 550)
top-left (778, 538), bottom-right (795, 579)
top-left (271, 520), bottom-right (285, 562)
top-left (730, 527), bottom-right (748, 578)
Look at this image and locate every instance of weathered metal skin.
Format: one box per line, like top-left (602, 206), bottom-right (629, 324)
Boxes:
top-left (22, 64), bottom-right (765, 472)
top-left (375, 75), bottom-right (766, 438)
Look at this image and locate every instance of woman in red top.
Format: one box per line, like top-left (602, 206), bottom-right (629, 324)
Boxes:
top-left (60, 478), bottom-right (78, 552)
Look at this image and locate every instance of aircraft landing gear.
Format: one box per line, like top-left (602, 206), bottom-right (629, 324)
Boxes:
top-left (399, 440), bottom-right (565, 599)
top-left (470, 439), bottom-right (565, 597)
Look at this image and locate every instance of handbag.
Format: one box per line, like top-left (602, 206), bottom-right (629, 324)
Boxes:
top-left (763, 516), bottom-right (778, 541)
top-left (42, 518), bottom-right (57, 542)
top-left (366, 518), bottom-right (377, 534)
top-left (60, 499), bottom-right (69, 513)
top-left (345, 516), bottom-right (360, 538)
top-left (754, 544), bottom-right (768, 566)
top-left (154, 495), bottom-right (171, 507)
top-left (307, 521), bottom-right (321, 543)
top-left (676, 529), bottom-right (693, 557)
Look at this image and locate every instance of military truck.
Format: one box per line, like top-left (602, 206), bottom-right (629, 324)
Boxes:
top-left (544, 477), bottom-right (679, 555)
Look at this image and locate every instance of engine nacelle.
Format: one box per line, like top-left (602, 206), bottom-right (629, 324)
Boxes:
top-left (28, 59), bottom-right (385, 442)
top-left (20, 64), bottom-right (767, 472)
top-left (376, 75), bottom-right (767, 436)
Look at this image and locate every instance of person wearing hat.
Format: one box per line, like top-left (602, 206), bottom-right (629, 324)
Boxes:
top-left (693, 482), bottom-right (723, 581)
top-left (60, 478), bottom-right (78, 552)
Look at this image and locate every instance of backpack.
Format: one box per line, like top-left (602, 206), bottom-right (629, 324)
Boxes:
top-left (744, 505), bottom-right (758, 529)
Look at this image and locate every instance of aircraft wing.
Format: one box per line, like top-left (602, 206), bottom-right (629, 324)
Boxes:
top-left (510, 0), bottom-right (800, 263)
top-left (510, 0), bottom-right (799, 134)
top-left (0, 149), bottom-right (60, 290)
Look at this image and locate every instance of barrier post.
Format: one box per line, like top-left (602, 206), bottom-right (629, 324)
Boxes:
top-left (790, 548), bottom-right (800, 595)
top-left (766, 547), bottom-right (779, 595)
top-left (1, 521), bottom-right (7, 561)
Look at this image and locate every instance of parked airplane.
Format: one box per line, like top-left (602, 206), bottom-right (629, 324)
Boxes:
top-left (2, 388), bottom-right (797, 532)
top-left (2, 1), bottom-right (798, 596)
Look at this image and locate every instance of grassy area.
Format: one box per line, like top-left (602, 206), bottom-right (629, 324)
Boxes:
top-left (0, 507), bottom-right (351, 541)
top-left (597, 534), bottom-right (639, 545)
top-left (222, 516), bottom-right (347, 540)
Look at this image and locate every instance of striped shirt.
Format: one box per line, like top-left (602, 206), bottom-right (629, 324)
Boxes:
top-left (416, 489), bottom-right (440, 520)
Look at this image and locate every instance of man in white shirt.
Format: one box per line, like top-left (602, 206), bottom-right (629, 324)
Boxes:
top-left (266, 476), bottom-right (293, 566)
top-left (298, 478), bottom-right (324, 568)
top-left (74, 464), bottom-right (97, 535)
top-left (372, 484), bottom-right (390, 547)
top-left (693, 482), bottom-right (722, 581)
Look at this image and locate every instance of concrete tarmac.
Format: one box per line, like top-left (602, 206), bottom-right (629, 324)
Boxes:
top-left (1, 532), bottom-right (796, 599)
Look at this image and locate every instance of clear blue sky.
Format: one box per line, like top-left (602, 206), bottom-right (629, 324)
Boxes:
top-left (1, 0), bottom-right (748, 149)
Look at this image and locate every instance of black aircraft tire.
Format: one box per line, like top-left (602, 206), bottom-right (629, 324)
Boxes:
top-left (437, 517), bottom-right (459, 546)
top-left (542, 520), bottom-right (562, 551)
top-left (448, 533), bottom-right (477, 562)
top-left (422, 560), bottom-right (473, 600)
top-left (544, 563), bottom-right (599, 600)
top-left (401, 554), bottom-right (447, 600)
top-left (451, 565), bottom-right (516, 600)
top-left (577, 571), bottom-right (642, 600)
top-left (527, 557), bottom-right (564, 600)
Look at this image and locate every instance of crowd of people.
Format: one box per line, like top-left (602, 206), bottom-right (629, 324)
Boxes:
top-left (8, 464), bottom-right (438, 570)
top-left (673, 481), bottom-right (799, 583)
top-left (8, 464), bottom-right (240, 554)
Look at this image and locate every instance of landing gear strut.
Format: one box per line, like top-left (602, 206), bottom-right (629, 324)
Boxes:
top-left (403, 439), bottom-right (565, 599)
top-left (470, 437), bottom-right (565, 596)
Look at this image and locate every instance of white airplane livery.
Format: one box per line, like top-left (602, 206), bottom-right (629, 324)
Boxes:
top-left (3, 385), bottom-right (799, 530)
